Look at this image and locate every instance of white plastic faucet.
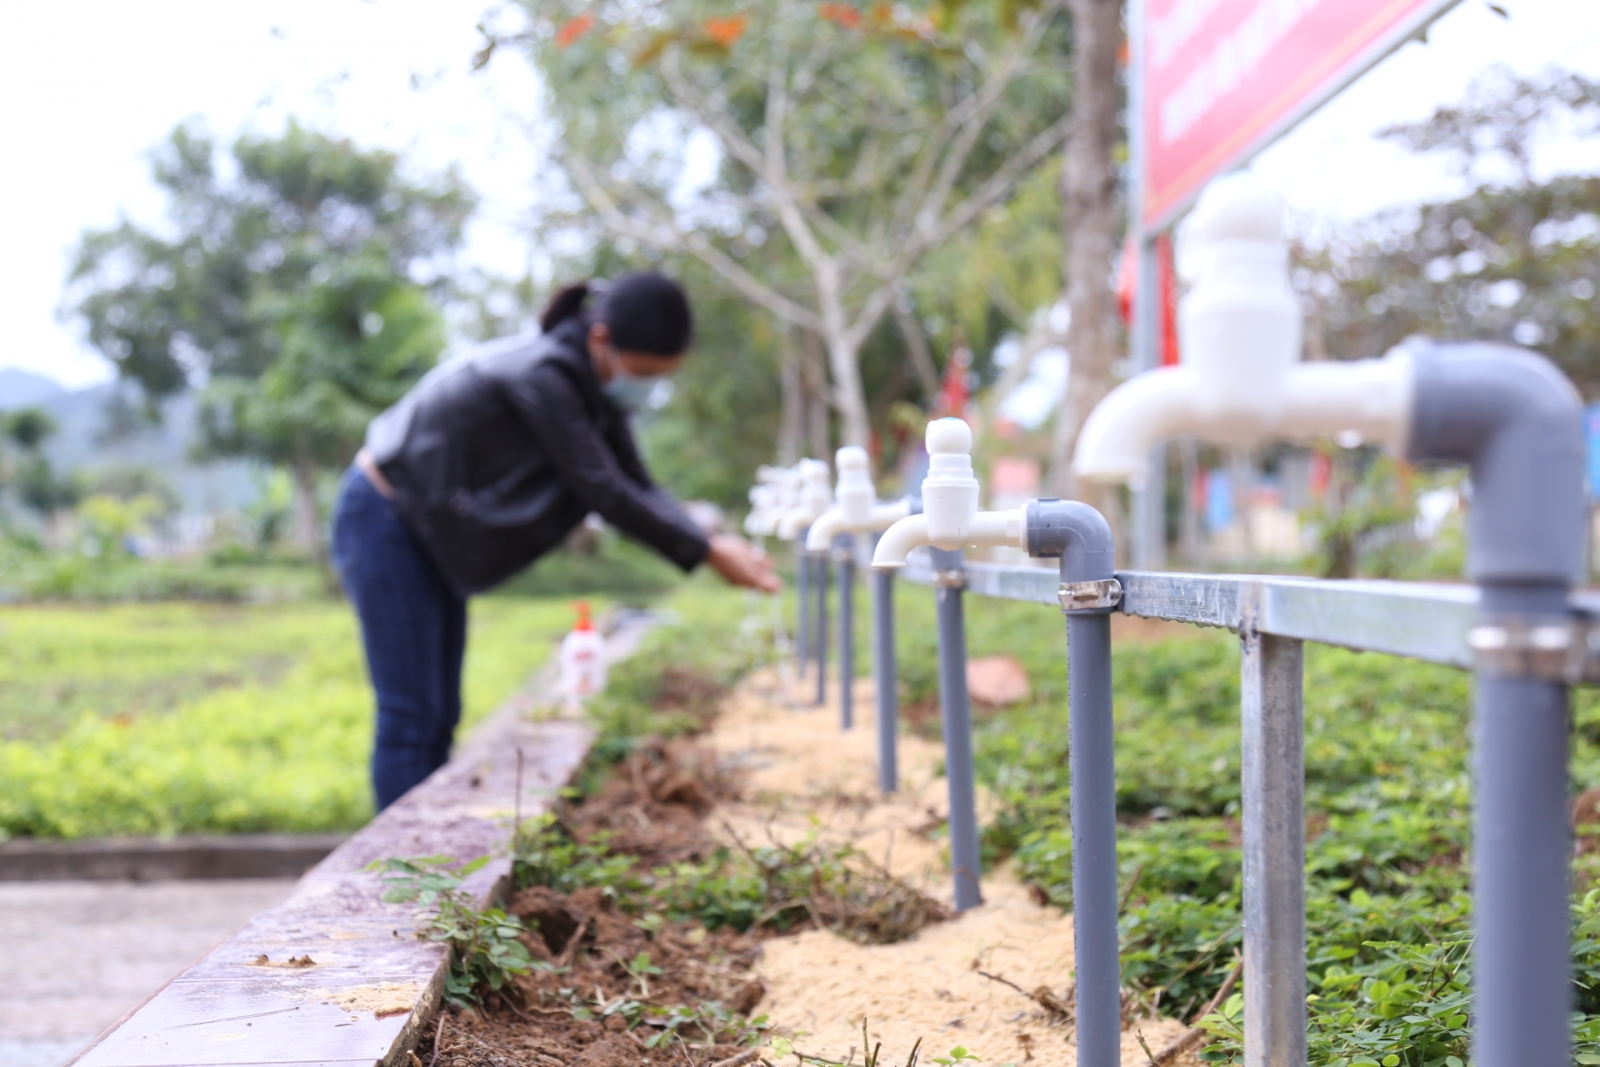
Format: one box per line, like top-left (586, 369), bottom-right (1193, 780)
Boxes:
top-left (1073, 172), bottom-right (1413, 487)
top-left (872, 418), bottom-right (1027, 568)
top-left (743, 465), bottom-right (790, 539)
top-left (804, 447), bottom-right (914, 553)
top-left (777, 458), bottom-right (834, 541)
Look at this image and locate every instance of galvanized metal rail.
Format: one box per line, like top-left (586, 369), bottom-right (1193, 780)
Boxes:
top-left (894, 548), bottom-right (1599, 1067)
top-left (906, 552), bottom-right (1600, 667)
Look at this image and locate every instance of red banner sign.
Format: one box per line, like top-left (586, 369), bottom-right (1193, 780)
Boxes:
top-left (1139, 0), bottom-right (1460, 231)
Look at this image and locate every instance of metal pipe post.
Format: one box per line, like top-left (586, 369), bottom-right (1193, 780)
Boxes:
top-left (814, 553), bottom-right (829, 707)
top-left (872, 562), bottom-right (898, 792)
top-left (796, 546), bottom-right (810, 678)
top-left (1028, 499), bottom-right (1121, 1067)
top-left (1473, 583), bottom-right (1571, 1067)
top-left (1066, 603), bottom-right (1118, 1067)
top-left (930, 547), bottom-right (982, 911)
top-left (838, 540), bottom-right (855, 730)
top-left (1240, 631), bottom-right (1306, 1067)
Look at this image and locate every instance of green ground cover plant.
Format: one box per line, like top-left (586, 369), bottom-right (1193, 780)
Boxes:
top-left (939, 593), bottom-right (1600, 1066)
top-left (0, 596), bottom-right (575, 838)
top-left (0, 537), bottom-right (325, 603)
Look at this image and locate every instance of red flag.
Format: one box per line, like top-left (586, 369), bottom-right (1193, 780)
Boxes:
top-left (1115, 234), bottom-right (1180, 367)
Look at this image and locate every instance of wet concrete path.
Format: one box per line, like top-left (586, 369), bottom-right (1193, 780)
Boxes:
top-left (0, 880), bottom-right (292, 1067)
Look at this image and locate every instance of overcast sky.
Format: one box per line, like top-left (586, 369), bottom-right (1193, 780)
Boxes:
top-left (2, 0), bottom-right (1598, 391)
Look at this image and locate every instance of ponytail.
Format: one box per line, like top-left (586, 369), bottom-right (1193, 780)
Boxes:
top-left (540, 281), bottom-right (591, 333)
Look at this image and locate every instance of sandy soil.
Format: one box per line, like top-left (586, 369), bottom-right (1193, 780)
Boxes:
top-left (705, 669), bottom-right (1196, 1067)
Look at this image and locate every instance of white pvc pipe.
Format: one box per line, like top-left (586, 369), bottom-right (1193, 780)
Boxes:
top-left (1074, 354), bottom-right (1414, 487)
top-left (805, 498), bottom-right (913, 553)
top-left (870, 508), bottom-right (1026, 567)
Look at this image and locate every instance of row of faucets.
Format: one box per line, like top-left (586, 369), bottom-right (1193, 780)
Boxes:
top-left (748, 169), bottom-right (1421, 569)
top-left (743, 420), bottom-right (1024, 568)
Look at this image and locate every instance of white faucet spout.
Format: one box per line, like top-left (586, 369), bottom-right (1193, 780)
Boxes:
top-left (872, 515), bottom-right (929, 569)
top-left (805, 508), bottom-right (848, 553)
top-left (1073, 366), bottom-right (1204, 486)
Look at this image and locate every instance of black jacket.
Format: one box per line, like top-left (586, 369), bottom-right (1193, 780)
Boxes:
top-left (363, 318), bottom-right (709, 597)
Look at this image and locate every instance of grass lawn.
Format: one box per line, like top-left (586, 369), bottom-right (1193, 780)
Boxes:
top-left (0, 595), bottom-right (578, 840)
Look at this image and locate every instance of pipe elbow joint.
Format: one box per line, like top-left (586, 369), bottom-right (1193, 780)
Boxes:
top-left (1026, 499), bottom-right (1116, 583)
top-left (1406, 342), bottom-right (1586, 587)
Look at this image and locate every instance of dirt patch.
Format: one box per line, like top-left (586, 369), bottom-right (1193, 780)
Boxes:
top-left (419, 664), bottom-right (1197, 1067)
top-left (418, 688), bottom-right (947, 1067)
top-left (704, 670), bottom-right (1197, 1066)
top-left (561, 737), bottom-right (737, 867)
top-left (421, 739), bottom-right (768, 1066)
top-left (307, 980), bottom-right (423, 1018)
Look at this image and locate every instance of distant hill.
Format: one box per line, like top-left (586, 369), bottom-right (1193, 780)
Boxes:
top-left (0, 367), bottom-right (260, 515)
top-left (0, 368), bottom-right (68, 410)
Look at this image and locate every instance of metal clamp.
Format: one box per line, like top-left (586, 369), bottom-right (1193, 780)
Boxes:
top-left (933, 568), bottom-right (968, 589)
top-left (1467, 617), bottom-right (1600, 682)
top-left (1060, 577), bottom-right (1123, 613)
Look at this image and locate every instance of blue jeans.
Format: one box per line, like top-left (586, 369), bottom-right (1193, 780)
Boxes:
top-left (331, 468), bottom-right (468, 810)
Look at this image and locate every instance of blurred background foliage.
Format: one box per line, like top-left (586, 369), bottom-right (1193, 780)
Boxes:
top-left (18, 28), bottom-right (1596, 587)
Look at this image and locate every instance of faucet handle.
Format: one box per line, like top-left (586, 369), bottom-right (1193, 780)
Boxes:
top-left (835, 446), bottom-right (875, 527)
top-left (923, 418), bottom-right (980, 549)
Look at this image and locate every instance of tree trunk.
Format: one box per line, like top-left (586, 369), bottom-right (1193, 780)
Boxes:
top-left (804, 331), bottom-right (832, 462)
top-left (779, 328), bottom-right (803, 466)
top-left (893, 301), bottom-right (942, 403)
top-left (290, 457), bottom-right (332, 581)
top-left (1050, 0), bottom-right (1124, 499)
top-left (825, 333), bottom-right (871, 449)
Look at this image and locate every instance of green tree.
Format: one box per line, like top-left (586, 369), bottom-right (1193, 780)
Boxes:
top-left (1297, 68), bottom-right (1600, 396)
top-left (199, 252), bottom-right (447, 554)
top-left (3, 408), bottom-right (80, 523)
top-left (494, 0), bottom-right (1072, 448)
top-left (65, 121), bottom-right (473, 552)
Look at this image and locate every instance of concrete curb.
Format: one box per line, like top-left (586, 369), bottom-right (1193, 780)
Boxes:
top-left (64, 616), bottom-right (655, 1067)
top-left (0, 834), bottom-right (349, 882)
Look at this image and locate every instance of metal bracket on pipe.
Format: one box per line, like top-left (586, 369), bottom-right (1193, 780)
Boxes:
top-left (1467, 616), bottom-right (1600, 682)
top-left (933, 567), bottom-right (968, 589)
top-left (1060, 577), bottom-right (1123, 614)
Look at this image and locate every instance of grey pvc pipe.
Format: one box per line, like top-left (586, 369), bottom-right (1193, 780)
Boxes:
top-left (815, 552), bottom-right (829, 707)
top-left (930, 547), bottom-right (982, 911)
top-left (873, 560), bottom-right (898, 792)
top-left (1474, 583), bottom-right (1570, 1067)
top-left (796, 545), bottom-right (810, 677)
top-left (1026, 499), bottom-right (1119, 1067)
top-left (839, 545), bottom-right (855, 730)
top-left (1404, 343), bottom-right (1586, 1067)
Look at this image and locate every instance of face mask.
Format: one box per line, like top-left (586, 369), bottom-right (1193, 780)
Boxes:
top-left (602, 372), bottom-right (658, 411)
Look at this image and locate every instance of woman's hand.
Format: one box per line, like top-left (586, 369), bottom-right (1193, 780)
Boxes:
top-left (704, 535), bottom-right (781, 593)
